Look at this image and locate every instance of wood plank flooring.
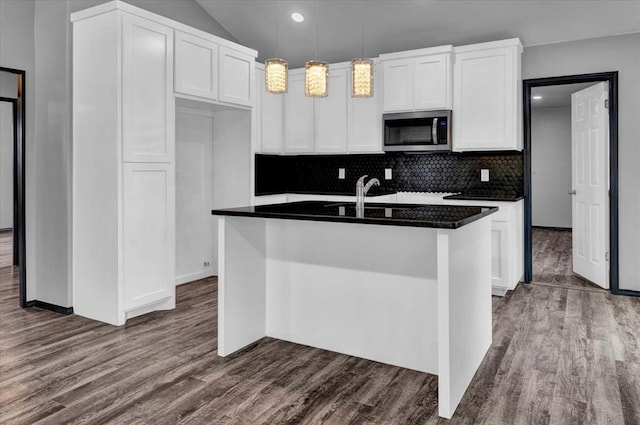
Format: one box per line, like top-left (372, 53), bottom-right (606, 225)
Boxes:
top-left (532, 227), bottom-right (605, 291)
top-left (1, 231), bottom-right (639, 424)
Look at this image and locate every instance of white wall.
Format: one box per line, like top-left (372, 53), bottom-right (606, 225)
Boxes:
top-left (531, 106), bottom-right (572, 228)
top-left (524, 32), bottom-right (640, 292)
top-left (0, 0), bottom-right (37, 300)
top-left (0, 102), bottom-right (13, 229)
top-left (0, 0), bottom-right (237, 306)
top-left (212, 110), bottom-right (252, 210)
top-left (175, 108), bottom-right (215, 283)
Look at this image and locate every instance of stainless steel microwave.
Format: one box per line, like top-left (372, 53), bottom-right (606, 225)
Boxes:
top-left (383, 110), bottom-right (451, 152)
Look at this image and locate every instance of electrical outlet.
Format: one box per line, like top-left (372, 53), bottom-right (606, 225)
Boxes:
top-left (385, 168), bottom-right (392, 180)
top-left (204, 261), bottom-right (210, 267)
top-left (481, 169), bottom-right (490, 182)
top-left (338, 168), bottom-right (345, 179)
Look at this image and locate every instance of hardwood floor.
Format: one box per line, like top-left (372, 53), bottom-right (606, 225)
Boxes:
top-left (1, 230), bottom-right (639, 424)
top-left (0, 230), bottom-right (12, 268)
top-left (532, 227), bottom-right (606, 292)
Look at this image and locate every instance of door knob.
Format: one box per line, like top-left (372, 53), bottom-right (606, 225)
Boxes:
top-left (568, 190), bottom-right (577, 195)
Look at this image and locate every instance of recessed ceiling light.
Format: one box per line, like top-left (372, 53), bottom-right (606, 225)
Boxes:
top-left (291, 12), bottom-right (304, 23)
top-left (532, 95), bottom-right (542, 100)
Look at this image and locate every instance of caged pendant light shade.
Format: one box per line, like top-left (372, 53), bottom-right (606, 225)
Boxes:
top-left (265, 58), bottom-right (288, 94)
top-left (351, 58), bottom-right (373, 97)
top-left (305, 2), bottom-right (328, 97)
top-left (265, 3), bottom-right (288, 94)
top-left (351, 0), bottom-right (373, 97)
top-left (305, 60), bottom-right (329, 97)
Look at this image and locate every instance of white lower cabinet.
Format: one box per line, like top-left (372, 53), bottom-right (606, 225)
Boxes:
top-left (444, 199), bottom-right (523, 295)
top-left (396, 193), bottom-right (523, 295)
top-left (123, 163), bottom-right (175, 311)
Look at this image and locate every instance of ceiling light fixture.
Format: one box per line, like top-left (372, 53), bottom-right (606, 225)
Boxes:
top-left (305, 2), bottom-right (328, 97)
top-left (291, 12), bottom-right (304, 23)
top-left (351, 0), bottom-right (373, 98)
top-left (532, 95), bottom-right (543, 100)
top-left (265, 2), bottom-right (288, 94)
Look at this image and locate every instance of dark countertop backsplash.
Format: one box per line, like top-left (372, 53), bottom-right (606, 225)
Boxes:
top-left (255, 151), bottom-right (524, 200)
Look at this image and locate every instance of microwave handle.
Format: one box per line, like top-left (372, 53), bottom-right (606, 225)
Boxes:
top-left (432, 118), bottom-right (438, 144)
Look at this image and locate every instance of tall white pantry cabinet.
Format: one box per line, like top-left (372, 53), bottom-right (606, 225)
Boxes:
top-left (72, 5), bottom-right (175, 326)
top-left (72, 1), bottom-right (256, 326)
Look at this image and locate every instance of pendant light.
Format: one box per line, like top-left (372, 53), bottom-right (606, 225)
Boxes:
top-left (351, 0), bottom-right (373, 97)
top-left (265, 2), bottom-right (288, 94)
top-left (305, 2), bottom-right (328, 97)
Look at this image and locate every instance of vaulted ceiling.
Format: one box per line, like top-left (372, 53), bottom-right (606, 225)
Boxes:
top-left (196, 0), bottom-right (640, 69)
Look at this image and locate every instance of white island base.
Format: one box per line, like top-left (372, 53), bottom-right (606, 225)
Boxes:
top-left (217, 216), bottom-right (492, 419)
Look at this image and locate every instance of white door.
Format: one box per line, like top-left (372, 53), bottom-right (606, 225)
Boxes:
top-left (175, 108), bottom-right (216, 284)
top-left (571, 82), bottom-right (609, 288)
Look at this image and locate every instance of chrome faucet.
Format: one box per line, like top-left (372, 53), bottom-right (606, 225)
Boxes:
top-left (355, 175), bottom-right (380, 210)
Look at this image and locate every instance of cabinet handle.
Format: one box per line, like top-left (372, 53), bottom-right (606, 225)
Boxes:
top-left (568, 189), bottom-right (577, 195)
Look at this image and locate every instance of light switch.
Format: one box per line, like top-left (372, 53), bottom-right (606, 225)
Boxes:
top-left (385, 168), bottom-right (392, 180)
top-left (481, 169), bottom-right (490, 182)
top-left (338, 168), bottom-right (346, 179)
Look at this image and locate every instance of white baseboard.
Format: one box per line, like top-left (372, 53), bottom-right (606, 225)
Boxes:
top-left (175, 270), bottom-right (215, 286)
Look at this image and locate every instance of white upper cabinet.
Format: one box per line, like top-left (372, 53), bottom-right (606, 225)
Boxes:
top-left (174, 32), bottom-right (256, 108)
top-left (219, 46), bottom-right (255, 107)
top-left (381, 46), bottom-right (453, 113)
top-left (122, 14), bottom-right (174, 163)
top-left (315, 66), bottom-right (348, 153)
top-left (414, 54), bottom-right (452, 110)
top-left (348, 62), bottom-right (382, 153)
top-left (284, 71), bottom-right (314, 153)
top-left (452, 38), bottom-right (522, 152)
top-left (174, 31), bottom-right (218, 100)
top-left (256, 66), bottom-right (284, 153)
top-left (382, 59), bottom-right (412, 112)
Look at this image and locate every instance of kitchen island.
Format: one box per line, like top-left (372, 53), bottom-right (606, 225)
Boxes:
top-left (211, 201), bottom-right (497, 419)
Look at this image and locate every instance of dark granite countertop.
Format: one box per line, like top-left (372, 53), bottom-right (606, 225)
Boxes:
top-left (211, 201), bottom-right (497, 229)
top-left (444, 192), bottom-right (524, 202)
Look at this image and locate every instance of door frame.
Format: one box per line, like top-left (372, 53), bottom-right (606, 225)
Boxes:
top-left (0, 97), bottom-right (17, 257)
top-left (0, 67), bottom-right (27, 307)
top-left (522, 71), bottom-right (632, 295)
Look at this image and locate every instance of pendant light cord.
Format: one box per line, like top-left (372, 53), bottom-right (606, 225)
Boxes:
top-left (275, 1), bottom-right (279, 59)
top-left (315, 1), bottom-right (319, 60)
top-left (360, 0), bottom-right (364, 59)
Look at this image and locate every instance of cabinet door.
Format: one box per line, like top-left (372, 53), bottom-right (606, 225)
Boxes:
top-left (174, 31), bottom-right (218, 100)
top-left (382, 59), bottom-right (413, 112)
top-left (258, 69), bottom-right (284, 153)
top-left (414, 53), bottom-right (452, 110)
top-left (490, 221), bottom-right (512, 289)
top-left (315, 68), bottom-right (348, 153)
top-left (284, 73), bottom-right (314, 153)
top-left (453, 47), bottom-right (519, 151)
top-left (122, 14), bottom-right (174, 163)
top-left (123, 163), bottom-right (175, 311)
top-left (349, 65), bottom-right (382, 152)
top-left (219, 46), bottom-right (254, 107)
